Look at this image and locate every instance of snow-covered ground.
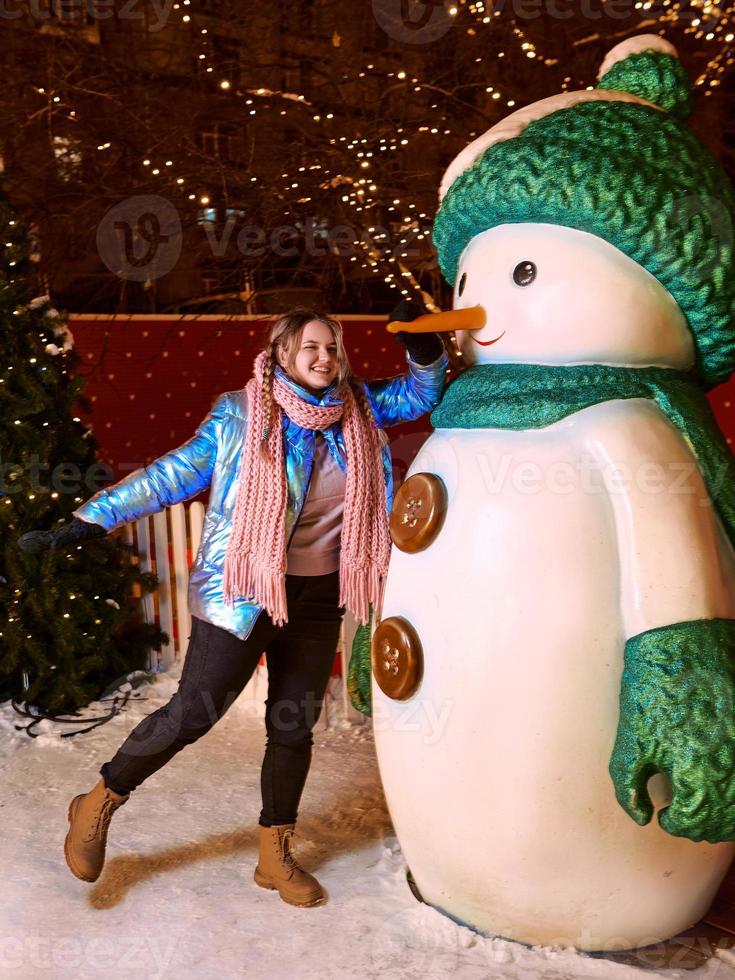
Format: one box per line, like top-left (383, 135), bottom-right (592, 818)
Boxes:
top-left (1, 668), bottom-right (733, 980)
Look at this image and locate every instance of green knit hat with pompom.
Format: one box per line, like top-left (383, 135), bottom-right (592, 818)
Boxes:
top-left (432, 36), bottom-right (735, 388)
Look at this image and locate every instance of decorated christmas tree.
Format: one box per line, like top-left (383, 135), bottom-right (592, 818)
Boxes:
top-left (0, 185), bottom-right (166, 714)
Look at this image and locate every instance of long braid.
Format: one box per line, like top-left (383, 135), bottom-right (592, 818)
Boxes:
top-left (348, 377), bottom-right (378, 441)
top-left (260, 343), bottom-right (278, 457)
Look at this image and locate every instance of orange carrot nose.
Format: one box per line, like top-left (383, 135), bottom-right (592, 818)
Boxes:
top-left (386, 305), bottom-right (486, 334)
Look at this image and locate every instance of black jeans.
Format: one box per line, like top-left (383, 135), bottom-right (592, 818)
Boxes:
top-left (100, 572), bottom-right (343, 826)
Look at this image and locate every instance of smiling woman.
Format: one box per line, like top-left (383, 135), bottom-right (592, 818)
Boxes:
top-left (21, 303), bottom-right (448, 909)
top-left (283, 322), bottom-right (339, 393)
top-left (273, 314), bottom-right (347, 396)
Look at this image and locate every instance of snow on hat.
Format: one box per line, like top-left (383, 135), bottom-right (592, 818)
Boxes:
top-left (432, 35), bottom-right (735, 388)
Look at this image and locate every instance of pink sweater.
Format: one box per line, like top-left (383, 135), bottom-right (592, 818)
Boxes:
top-left (286, 434), bottom-right (347, 576)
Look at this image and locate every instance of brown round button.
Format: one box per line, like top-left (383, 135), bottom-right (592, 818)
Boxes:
top-left (390, 472), bottom-right (447, 554)
top-left (371, 616), bottom-right (423, 701)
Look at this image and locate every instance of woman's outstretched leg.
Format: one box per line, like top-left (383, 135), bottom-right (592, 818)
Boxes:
top-left (100, 616), bottom-right (273, 794)
top-left (65, 614), bottom-right (277, 882)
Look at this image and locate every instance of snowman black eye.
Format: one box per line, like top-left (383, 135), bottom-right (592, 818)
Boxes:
top-left (457, 272), bottom-right (467, 296)
top-left (512, 261), bottom-right (537, 286)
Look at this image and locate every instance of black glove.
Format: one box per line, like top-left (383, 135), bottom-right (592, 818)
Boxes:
top-left (390, 300), bottom-right (445, 366)
top-left (19, 518), bottom-right (107, 554)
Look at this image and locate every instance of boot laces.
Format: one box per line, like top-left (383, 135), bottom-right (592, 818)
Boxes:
top-left (84, 796), bottom-right (116, 844)
top-left (279, 829), bottom-right (301, 872)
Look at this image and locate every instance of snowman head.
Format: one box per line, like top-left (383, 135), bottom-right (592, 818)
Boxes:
top-left (453, 223), bottom-right (694, 369)
top-left (432, 35), bottom-right (735, 388)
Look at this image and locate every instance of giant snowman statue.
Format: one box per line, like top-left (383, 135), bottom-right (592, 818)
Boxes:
top-left (366, 35), bottom-right (735, 950)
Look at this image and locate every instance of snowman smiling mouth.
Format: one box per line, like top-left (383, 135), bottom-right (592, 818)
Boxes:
top-left (472, 330), bottom-right (506, 347)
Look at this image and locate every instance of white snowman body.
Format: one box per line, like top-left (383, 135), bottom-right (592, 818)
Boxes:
top-left (374, 224), bottom-right (735, 949)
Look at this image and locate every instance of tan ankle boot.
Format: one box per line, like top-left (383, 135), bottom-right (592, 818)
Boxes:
top-left (64, 779), bottom-right (128, 882)
top-left (253, 824), bottom-right (325, 907)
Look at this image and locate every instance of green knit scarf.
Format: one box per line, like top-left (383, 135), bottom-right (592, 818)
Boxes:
top-left (431, 363), bottom-right (735, 549)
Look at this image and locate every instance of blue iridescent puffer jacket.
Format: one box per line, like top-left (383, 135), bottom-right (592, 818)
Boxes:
top-left (74, 354), bottom-right (448, 639)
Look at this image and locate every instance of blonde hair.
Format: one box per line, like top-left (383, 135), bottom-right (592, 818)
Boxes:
top-left (260, 308), bottom-right (375, 449)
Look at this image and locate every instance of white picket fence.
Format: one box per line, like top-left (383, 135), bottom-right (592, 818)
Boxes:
top-left (123, 502), bottom-right (363, 726)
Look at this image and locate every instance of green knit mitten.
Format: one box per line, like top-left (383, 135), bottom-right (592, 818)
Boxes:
top-left (610, 618), bottom-right (735, 842)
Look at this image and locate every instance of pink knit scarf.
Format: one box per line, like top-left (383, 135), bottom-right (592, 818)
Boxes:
top-left (223, 351), bottom-right (391, 626)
